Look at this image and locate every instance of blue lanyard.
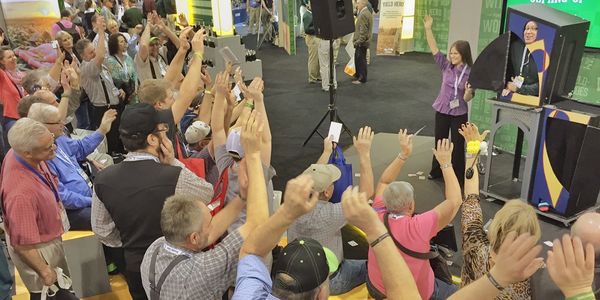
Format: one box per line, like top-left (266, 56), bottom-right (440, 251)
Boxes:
top-left (14, 155), bottom-right (60, 203)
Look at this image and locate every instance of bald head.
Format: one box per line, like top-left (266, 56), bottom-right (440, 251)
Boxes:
top-left (572, 212), bottom-right (600, 255)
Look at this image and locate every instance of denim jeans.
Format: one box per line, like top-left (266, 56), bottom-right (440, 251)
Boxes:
top-left (430, 278), bottom-right (458, 300)
top-left (0, 243), bottom-right (13, 300)
top-left (329, 259), bottom-right (367, 295)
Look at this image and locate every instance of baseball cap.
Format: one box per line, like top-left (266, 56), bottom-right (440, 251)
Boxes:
top-left (302, 164), bottom-right (341, 193)
top-left (119, 103), bottom-right (172, 139)
top-left (185, 121), bottom-right (211, 144)
top-left (226, 128), bottom-right (244, 160)
top-left (272, 238), bottom-right (339, 293)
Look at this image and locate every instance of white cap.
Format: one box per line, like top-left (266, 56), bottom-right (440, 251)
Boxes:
top-left (185, 121), bottom-right (211, 144)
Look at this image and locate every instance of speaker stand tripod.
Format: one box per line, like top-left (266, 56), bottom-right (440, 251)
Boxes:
top-left (303, 39), bottom-right (352, 146)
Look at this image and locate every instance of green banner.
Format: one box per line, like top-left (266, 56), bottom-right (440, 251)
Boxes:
top-left (413, 0), bottom-right (451, 53)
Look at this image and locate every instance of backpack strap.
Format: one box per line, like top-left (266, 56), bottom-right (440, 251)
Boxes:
top-left (383, 212), bottom-right (439, 260)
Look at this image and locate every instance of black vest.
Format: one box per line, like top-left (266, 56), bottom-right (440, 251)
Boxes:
top-left (94, 160), bottom-right (181, 271)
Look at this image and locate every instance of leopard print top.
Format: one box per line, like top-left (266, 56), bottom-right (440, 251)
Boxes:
top-left (460, 194), bottom-right (531, 300)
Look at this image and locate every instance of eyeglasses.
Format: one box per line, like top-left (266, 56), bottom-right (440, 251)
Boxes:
top-left (35, 133), bottom-right (56, 152)
top-left (44, 121), bottom-right (63, 125)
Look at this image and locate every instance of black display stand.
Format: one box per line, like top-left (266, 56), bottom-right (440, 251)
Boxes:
top-left (303, 39), bottom-right (352, 146)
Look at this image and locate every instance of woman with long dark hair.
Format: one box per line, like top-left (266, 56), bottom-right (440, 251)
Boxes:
top-left (423, 15), bottom-right (474, 187)
top-left (107, 33), bottom-right (137, 104)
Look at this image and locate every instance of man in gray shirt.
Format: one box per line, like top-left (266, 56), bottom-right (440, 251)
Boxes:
top-left (287, 126), bottom-right (375, 295)
top-left (75, 15), bottom-right (125, 153)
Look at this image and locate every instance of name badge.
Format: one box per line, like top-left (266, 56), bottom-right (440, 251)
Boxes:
top-left (449, 99), bottom-right (460, 109)
top-left (513, 75), bottom-right (524, 89)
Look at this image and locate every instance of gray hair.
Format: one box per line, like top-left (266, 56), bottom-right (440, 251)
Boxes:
top-left (7, 118), bottom-right (51, 153)
top-left (21, 69), bottom-right (49, 95)
top-left (27, 103), bottom-right (60, 124)
top-left (55, 31), bottom-right (72, 44)
top-left (160, 195), bottom-right (205, 244)
top-left (382, 181), bottom-right (415, 214)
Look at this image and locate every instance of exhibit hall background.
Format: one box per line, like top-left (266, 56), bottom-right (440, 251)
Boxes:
top-left (413, 0), bottom-right (600, 152)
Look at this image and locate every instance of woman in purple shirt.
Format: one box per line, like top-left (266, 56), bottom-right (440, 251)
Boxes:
top-left (423, 15), bottom-right (475, 186)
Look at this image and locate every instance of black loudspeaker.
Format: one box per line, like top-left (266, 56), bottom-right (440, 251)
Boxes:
top-left (309, 0), bottom-right (355, 40)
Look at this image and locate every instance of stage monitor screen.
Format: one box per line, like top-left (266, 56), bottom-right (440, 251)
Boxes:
top-left (505, 0), bottom-right (600, 48)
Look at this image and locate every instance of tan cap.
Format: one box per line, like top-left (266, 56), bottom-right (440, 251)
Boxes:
top-left (302, 164), bottom-right (341, 193)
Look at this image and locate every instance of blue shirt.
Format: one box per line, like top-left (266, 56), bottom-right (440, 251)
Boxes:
top-left (232, 255), bottom-right (279, 300)
top-left (47, 132), bottom-right (104, 210)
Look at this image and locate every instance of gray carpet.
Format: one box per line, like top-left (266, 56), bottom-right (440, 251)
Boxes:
top-left (250, 36), bottom-right (570, 271)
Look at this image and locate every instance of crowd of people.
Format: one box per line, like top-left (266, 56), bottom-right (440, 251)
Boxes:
top-left (0, 1), bottom-right (598, 300)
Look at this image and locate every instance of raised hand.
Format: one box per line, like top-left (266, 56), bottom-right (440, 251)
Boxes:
top-left (341, 186), bottom-right (378, 232)
top-left (458, 122), bottom-right (489, 143)
top-left (178, 27), bottom-right (193, 51)
top-left (240, 110), bottom-right (264, 156)
top-left (353, 126), bottom-right (374, 157)
top-left (282, 175), bottom-right (319, 219)
top-left (547, 234), bottom-right (595, 298)
top-left (60, 67), bottom-right (71, 92)
top-left (191, 27), bottom-right (206, 54)
top-left (243, 77), bottom-right (264, 102)
top-left (489, 231), bottom-right (543, 288)
top-left (423, 15), bottom-right (433, 30)
top-left (214, 71), bottom-right (229, 96)
top-left (98, 109), bottom-right (117, 135)
top-left (432, 138), bottom-right (453, 166)
top-left (398, 129), bottom-right (413, 158)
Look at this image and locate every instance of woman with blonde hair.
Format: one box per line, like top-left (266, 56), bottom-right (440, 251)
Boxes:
top-left (459, 123), bottom-right (543, 299)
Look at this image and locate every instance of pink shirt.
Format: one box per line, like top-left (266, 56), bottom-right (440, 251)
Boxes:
top-left (368, 195), bottom-right (439, 299)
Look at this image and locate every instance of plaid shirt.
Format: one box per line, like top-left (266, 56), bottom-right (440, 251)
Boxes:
top-left (140, 231), bottom-right (243, 299)
top-left (91, 152), bottom-right (214, 247)
top-left (287, 200), bottom-right (346, 263)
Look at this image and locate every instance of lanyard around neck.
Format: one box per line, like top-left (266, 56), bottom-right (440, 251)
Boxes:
top-left (519, 46), bottom-right (529, 75)
top-left (14, 155), bottom-right (60, 203)
top-left (453, 66), bottom-right (468, 99)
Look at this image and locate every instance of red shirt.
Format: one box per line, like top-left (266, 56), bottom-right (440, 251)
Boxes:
top-left (0, 150), bottom-right (64, 247)
top-left (368, 195), bottom-right (439, 299)
top-left (0, 69), bottom-right (22, 120)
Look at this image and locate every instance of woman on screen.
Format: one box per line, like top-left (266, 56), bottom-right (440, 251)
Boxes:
top-left (502, 20), bottom-right (539, 97)
top-left (423, 15), bottom-right (474, 187)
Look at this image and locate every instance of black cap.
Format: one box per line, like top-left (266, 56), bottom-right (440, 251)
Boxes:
top-left (119, 103), bottom-right (172, 139)
top-left (272, 238), bottom-right (333, 293)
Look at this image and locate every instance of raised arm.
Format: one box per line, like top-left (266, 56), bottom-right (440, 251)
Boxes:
top-left (423, 16), bottom-right (439, 55)
top-left (94, 17), bottom-right (107, 68)
top-left (431, 139), bottom-right (462, 231)
top-left (449, 232), bottom-right (543, 300)
top-left (459, 123), bottom-right (489, 197)
top-left (172, 28), bottom-right (206, 124)
top-left (153, 12), bottom-right (181, 48)
top-left (238, 110), bottom-right (269, 238)
top-left (210, 71), bottom-right (230, 147)
top-left (375, 129), bottom-right (412, 196)
top-left (239, 175), bottom-right (319, 259)
top-left (342, 186), bottom-right (421, 300)
top-left (137, 16), bottom-right (153, 62)
top-left (240, 76), bottom-right (271, 166)
top-left (48, 50), bottom-right (65, 84)
top-left (353, 126), bottom-right (374, 199)
top-left (316, 136), bottom-right (334, 164)
top-left (164, 27), bottom-right (191, 84)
